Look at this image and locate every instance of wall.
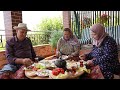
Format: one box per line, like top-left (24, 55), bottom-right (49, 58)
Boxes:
top-left (33, 44), bottom-right (55, 57)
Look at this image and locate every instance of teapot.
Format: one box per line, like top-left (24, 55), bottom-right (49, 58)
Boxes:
top-left (54, 58), bottom-right (66, 69)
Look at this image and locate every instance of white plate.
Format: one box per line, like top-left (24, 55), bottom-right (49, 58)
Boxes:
top-left (36, 70), bottom-right (50, 77)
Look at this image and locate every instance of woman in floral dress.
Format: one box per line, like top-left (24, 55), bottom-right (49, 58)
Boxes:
top-left (80, 23), bottom-right (120, 79)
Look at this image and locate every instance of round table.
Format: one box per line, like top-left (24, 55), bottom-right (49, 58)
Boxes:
top-left (25, 69), bottom-right (85, 79)
top-left (25, 55), bottom-right (86, 79)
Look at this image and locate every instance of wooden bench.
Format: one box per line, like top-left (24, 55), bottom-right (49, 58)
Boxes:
top-left (0, 51), bottom-right (7, 69)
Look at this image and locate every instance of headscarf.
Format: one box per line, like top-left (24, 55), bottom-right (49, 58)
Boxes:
top-left (90, 23), bottom-right (108, 47)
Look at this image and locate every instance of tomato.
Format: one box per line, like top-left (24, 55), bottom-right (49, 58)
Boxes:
top-left (56, 68), bottom-right (61, 73)
top-left (60, 69), bottom-right (64, 74)
top-left (52, 68), bottom-right (65, 75)
top-left (52, 70), bottom-right (59, 76)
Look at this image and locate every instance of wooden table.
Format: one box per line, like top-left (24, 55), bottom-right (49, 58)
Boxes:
top-left (25, 69), bottom-right (85, 79)
top-left (25, 55), bottom-right (86, 79)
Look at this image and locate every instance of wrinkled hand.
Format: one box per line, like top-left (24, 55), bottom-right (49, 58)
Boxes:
top-left (67, 55), bottom-right (73, 60)
top-left (56, 51), bottom-right (61, 58)
top-left (86, 60), bottom-right (94, 66)
top-left (23, 58), bottom-right (34, 67)
top-left (79, 54), bottom-right (86, 60)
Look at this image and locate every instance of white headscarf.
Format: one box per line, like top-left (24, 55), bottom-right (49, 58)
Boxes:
top-left (90, 23), bottom-right (108, 47)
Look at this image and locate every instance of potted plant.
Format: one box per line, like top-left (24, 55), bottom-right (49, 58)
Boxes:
top-left (49, 30), bottom-right (63, 53)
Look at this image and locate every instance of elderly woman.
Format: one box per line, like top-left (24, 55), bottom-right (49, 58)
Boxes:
top-left (80, 23), bottom-right (120, 79)
top-left (56, 28), bottom-right (80, 60)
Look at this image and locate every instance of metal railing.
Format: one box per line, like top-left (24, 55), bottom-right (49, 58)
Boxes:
top-left (0, 30), bottom-right (55, 48)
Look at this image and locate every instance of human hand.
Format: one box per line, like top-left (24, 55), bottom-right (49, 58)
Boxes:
top-left (79, 54), bottom-right (86, 60)
top-left (68, 55), bottom-right (73, 59)
top-left (86, 60), bottom-right (94, 66)
top-left (23, 58), bottom-right (34, 67)
top-left (56, 51), bottom-right (61, 58)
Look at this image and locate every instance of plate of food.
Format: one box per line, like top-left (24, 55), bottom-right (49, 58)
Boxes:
top-left (35, 69), bottom-right (51, 78)
top-left (39, 60), bottom-right (57, 69)
top-left (66, 60), bottom-right (78, 69)
top-left (25, 70), bottom-right (37, 77)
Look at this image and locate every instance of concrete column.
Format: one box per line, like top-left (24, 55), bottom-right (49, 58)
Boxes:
top-left (3, 11), bottom-right (22, 40)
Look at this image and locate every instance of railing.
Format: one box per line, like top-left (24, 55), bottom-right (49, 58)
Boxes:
top-left (0, 30), bottom-right (54, 48)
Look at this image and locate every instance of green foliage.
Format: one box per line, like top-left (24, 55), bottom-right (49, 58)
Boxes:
top-left (0, 38), bottom-right (6, 51)
top-left (36, 17), bottom-right (63, 31)
top-left (49, 30), bottom-right (63, 49)
top-left (34, 17), bottom-right (63, 44)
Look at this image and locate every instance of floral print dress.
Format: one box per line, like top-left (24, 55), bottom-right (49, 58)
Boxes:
top-left (57, 36), bottom-right (80, 56)
top-left (85, 36), bottom-right (120, 79)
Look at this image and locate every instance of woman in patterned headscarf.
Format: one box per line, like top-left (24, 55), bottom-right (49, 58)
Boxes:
top-left (79, 23), bottom-right (120, 79)
top-left (56, 28), bottom-right (80, 60)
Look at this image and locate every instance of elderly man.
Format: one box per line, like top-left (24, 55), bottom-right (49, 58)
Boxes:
top-left (0, 23), bottom-right (36, 79)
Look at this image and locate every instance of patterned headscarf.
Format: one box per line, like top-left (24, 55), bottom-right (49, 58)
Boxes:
top-left (90, 23), bottom-right (108, 47)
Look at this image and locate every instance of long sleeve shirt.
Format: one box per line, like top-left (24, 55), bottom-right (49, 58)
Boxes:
top-left (85, 36), bottom-right (120, 79)
top-left (57, 36), bottom-right (80, 56)
top-left (5, 36), bottom-right (36, 68)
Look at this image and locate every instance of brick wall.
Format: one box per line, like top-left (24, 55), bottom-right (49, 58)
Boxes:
top-left (11, 11), bottom-right (22, 36)
top-left (63, 11), bottom-right (71, 28)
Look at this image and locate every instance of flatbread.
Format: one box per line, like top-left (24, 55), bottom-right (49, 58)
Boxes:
top-left (25, 70), bottom-right (37, 77)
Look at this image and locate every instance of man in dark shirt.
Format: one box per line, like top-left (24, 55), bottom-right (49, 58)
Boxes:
top-left (0, 23), bottom-right (36, 79)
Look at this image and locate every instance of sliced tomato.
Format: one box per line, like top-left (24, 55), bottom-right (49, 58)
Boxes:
top-left (60, 69), bottom-right (64, 74)
top-left (57, 69), bottom-right (61, 73)
top-left (52, 70), bottom-right (59, 76)
top-left (56, 68), bottom-right (61, 73)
